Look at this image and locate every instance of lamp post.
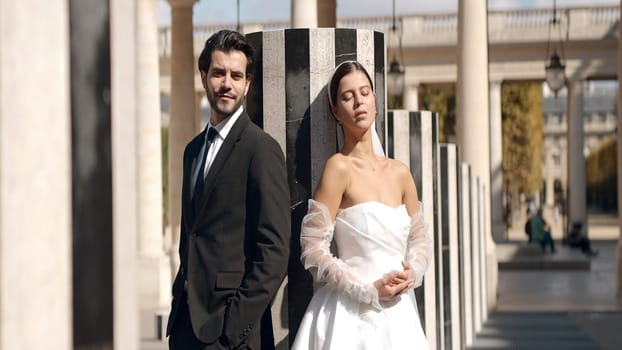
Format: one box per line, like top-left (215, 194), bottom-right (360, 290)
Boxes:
top-left (545, 0), bottom-right (566, 98)
top-left (387, 0), bottom-right (405, 99)
top-left (387, 58), bottom-right (405, 98)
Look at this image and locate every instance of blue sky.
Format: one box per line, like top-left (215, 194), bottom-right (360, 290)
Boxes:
top-left (157, 0), bottom-right (618, 26)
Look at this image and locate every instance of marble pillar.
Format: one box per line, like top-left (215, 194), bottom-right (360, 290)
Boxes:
top-left (70, 0), bottom-right (114, 347)
top-left (0, 1), bottom-right (72, 348)
top-left (440, 144), bottom-right (462, 350)
top-left (291, 0), bottom-right (318, 28)
top-left (459, 164), bottom-right (475, 346)
top-left (136, 0), bottom-right (170, 314)
top-left (470, 177), bottom-right (483, 332)
top-left (544, 149), bottom-right (556, 206)
top-left (489, 80), bottom-right (505, 241)
top-left (403, 83), bottom-right (420, 112)
top-left (386, 110), bottom-right (440, 349)
top-left (457, 0), bottom-right (498, 314)
top-left (566, 79), bottom-right (587, 232)
top-left (317, 0), bottom-right (336, 27)
top-left (195, 91), bottom-right (206, 132)
top-left (478, 182), bottom-right (489, 323)
top-left (167, 0), bottom-right (198, 277)
top-left (246, 28), bottom-right (386, 348)
top-left (112, 0), bottom-right (140, 347)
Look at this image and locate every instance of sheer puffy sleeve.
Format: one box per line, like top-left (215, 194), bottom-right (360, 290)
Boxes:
top-left (405, 202), bottom-right (433, 288)
top-left (299, 199), bottom-right (381, 309)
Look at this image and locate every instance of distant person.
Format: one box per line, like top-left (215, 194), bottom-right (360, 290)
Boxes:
top-left (530, 208), bottom-right (556, 253)
top-left (567, 222), bottom-right (598, 257)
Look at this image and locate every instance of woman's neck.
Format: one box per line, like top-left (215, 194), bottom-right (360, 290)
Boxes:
top-left (341, 133), bottom-right (376, 160)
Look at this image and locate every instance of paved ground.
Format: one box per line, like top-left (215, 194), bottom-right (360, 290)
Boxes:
top-left (142, 210), bottom-right (621, 349)
top-left (496, 208), bottom-right (622, 349)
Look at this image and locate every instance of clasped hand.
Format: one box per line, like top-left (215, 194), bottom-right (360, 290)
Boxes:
top-left (373, 261), bottom-right (414, 302)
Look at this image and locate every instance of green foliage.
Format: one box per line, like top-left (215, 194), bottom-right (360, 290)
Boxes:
top-left (388, 95), bottom-right (403, 110)
top-left (420, 84), bottom-right (456, 143)
top-left (587, 138), bottom-right (617, 186)
top-left (586, 138), bottom-right (617, 211)
top-left (501, 82), bottom-right (543, 197)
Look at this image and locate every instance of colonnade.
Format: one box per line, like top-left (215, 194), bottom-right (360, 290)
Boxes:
top-left (1, 1), bottom-right (620, 350)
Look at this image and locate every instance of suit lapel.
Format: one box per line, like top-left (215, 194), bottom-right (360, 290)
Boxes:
top-left (199, 112), bottom-right (250, 206)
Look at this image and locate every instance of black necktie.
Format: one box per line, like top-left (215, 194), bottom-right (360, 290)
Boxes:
top-left (193, 127), bottom-right (218, 203)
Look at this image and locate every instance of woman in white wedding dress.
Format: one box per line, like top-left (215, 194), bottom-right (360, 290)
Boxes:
top-left (291, 61), bottom-right (433, 350)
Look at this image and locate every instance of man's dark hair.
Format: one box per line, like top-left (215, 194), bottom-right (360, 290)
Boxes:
top-left (198, 29), bottom-right (255, 77)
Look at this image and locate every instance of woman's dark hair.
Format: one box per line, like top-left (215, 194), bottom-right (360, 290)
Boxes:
top-left (198, 29), bottom-right (255, 77)
top-left (328, 61), bottom-right (374, 107)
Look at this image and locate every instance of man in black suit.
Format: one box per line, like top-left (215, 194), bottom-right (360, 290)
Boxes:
top-left (167, 29), bottom-right (290, 350)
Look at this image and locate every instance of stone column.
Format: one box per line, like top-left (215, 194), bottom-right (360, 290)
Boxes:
top-left (246, 28), bottom-right (386, 349)
top-left (195, 91), bottom-right (206, 132)
top-left (1, 1), bottom-right (72, 349)
top-left (616, 1), bottom-right (622, 299)
top-left (136, 0), bottom-right (170, 314)
top-left (291, 0), bottom-right (318, 28)
top-left (566, 79), bottom-right (587, 232)
top-left (457, 0), bottom-right (498, 313)
top-left (470, 177), bottom-right (483, 332)
top-left (167, 0), bottom-right (198, 276)
top-left (317, 0), bottom-right (336, 27)
top-left (386, 110), bottom-right (440, 349)
top-left (440, 144), bottom-right (462, 350)
top-left (403, 83), bottom-right (420, 111)
top-left (460, 164), bottom-right (475, 346)
top-left (112, 0), bottom-right (140, 347)
top-left (489, 80), bottom-right (504, 241)
top-left (545, 149), bottom-right (556, 206)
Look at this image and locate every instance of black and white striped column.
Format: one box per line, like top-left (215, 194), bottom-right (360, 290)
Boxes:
top-left (478, 182), bottom-right (489, 324)
top-left (471, 176), bottom-right (484, 332)
top-left (440, 144), bottom-right (462, 350)
top-left (386, 110), bottom-right (440, 350)
top-left (459, 163), bottom-right (475, 346)
top-left (246, 28), bottom-right (386, 348)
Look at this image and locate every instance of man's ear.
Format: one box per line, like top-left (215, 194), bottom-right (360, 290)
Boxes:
top-left (244, 74), bottom-right (253, 96)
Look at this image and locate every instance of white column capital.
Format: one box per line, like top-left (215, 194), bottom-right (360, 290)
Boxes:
top-left (167, 0), bottom-right (197, 8)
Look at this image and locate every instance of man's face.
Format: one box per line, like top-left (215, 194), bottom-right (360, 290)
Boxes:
top-left (201, 49), bottom-right (251, 125)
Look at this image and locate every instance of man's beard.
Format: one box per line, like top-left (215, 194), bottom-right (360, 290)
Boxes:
top-left (207, 89), bottom-right (244, 119)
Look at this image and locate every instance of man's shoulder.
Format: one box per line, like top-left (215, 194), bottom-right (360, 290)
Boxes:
top-left (183, 132), bottom-right (205, 153)
top-left (242, 121), bottom-right (280, 147)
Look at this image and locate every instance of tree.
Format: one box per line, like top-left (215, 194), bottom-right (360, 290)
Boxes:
top-left (501, 82), bottom-right (543, 206)
top-left (420, 84), bottom-right (456, 143)
top-left (586, 138), bottom-right (617, 211)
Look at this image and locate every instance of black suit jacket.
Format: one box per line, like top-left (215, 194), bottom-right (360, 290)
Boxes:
top-left (167, 112), bottom-right (290, 350)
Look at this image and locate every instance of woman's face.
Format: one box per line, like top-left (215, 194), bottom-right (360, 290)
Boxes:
top-left (331, 70), bottom-right (376, 132)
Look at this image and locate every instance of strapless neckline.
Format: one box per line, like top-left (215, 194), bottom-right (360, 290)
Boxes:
top-left (337, 201), bottom-right (406, 217)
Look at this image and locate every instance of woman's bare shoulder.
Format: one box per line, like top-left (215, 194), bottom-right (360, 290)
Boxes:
top-left (323, 153), bottom-right (351, 174)
top-left (385, 157), bottom-right (411, 176)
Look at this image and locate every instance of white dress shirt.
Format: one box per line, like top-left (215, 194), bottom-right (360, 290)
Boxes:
top-left (191, 105), bottom-right (244, 191)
